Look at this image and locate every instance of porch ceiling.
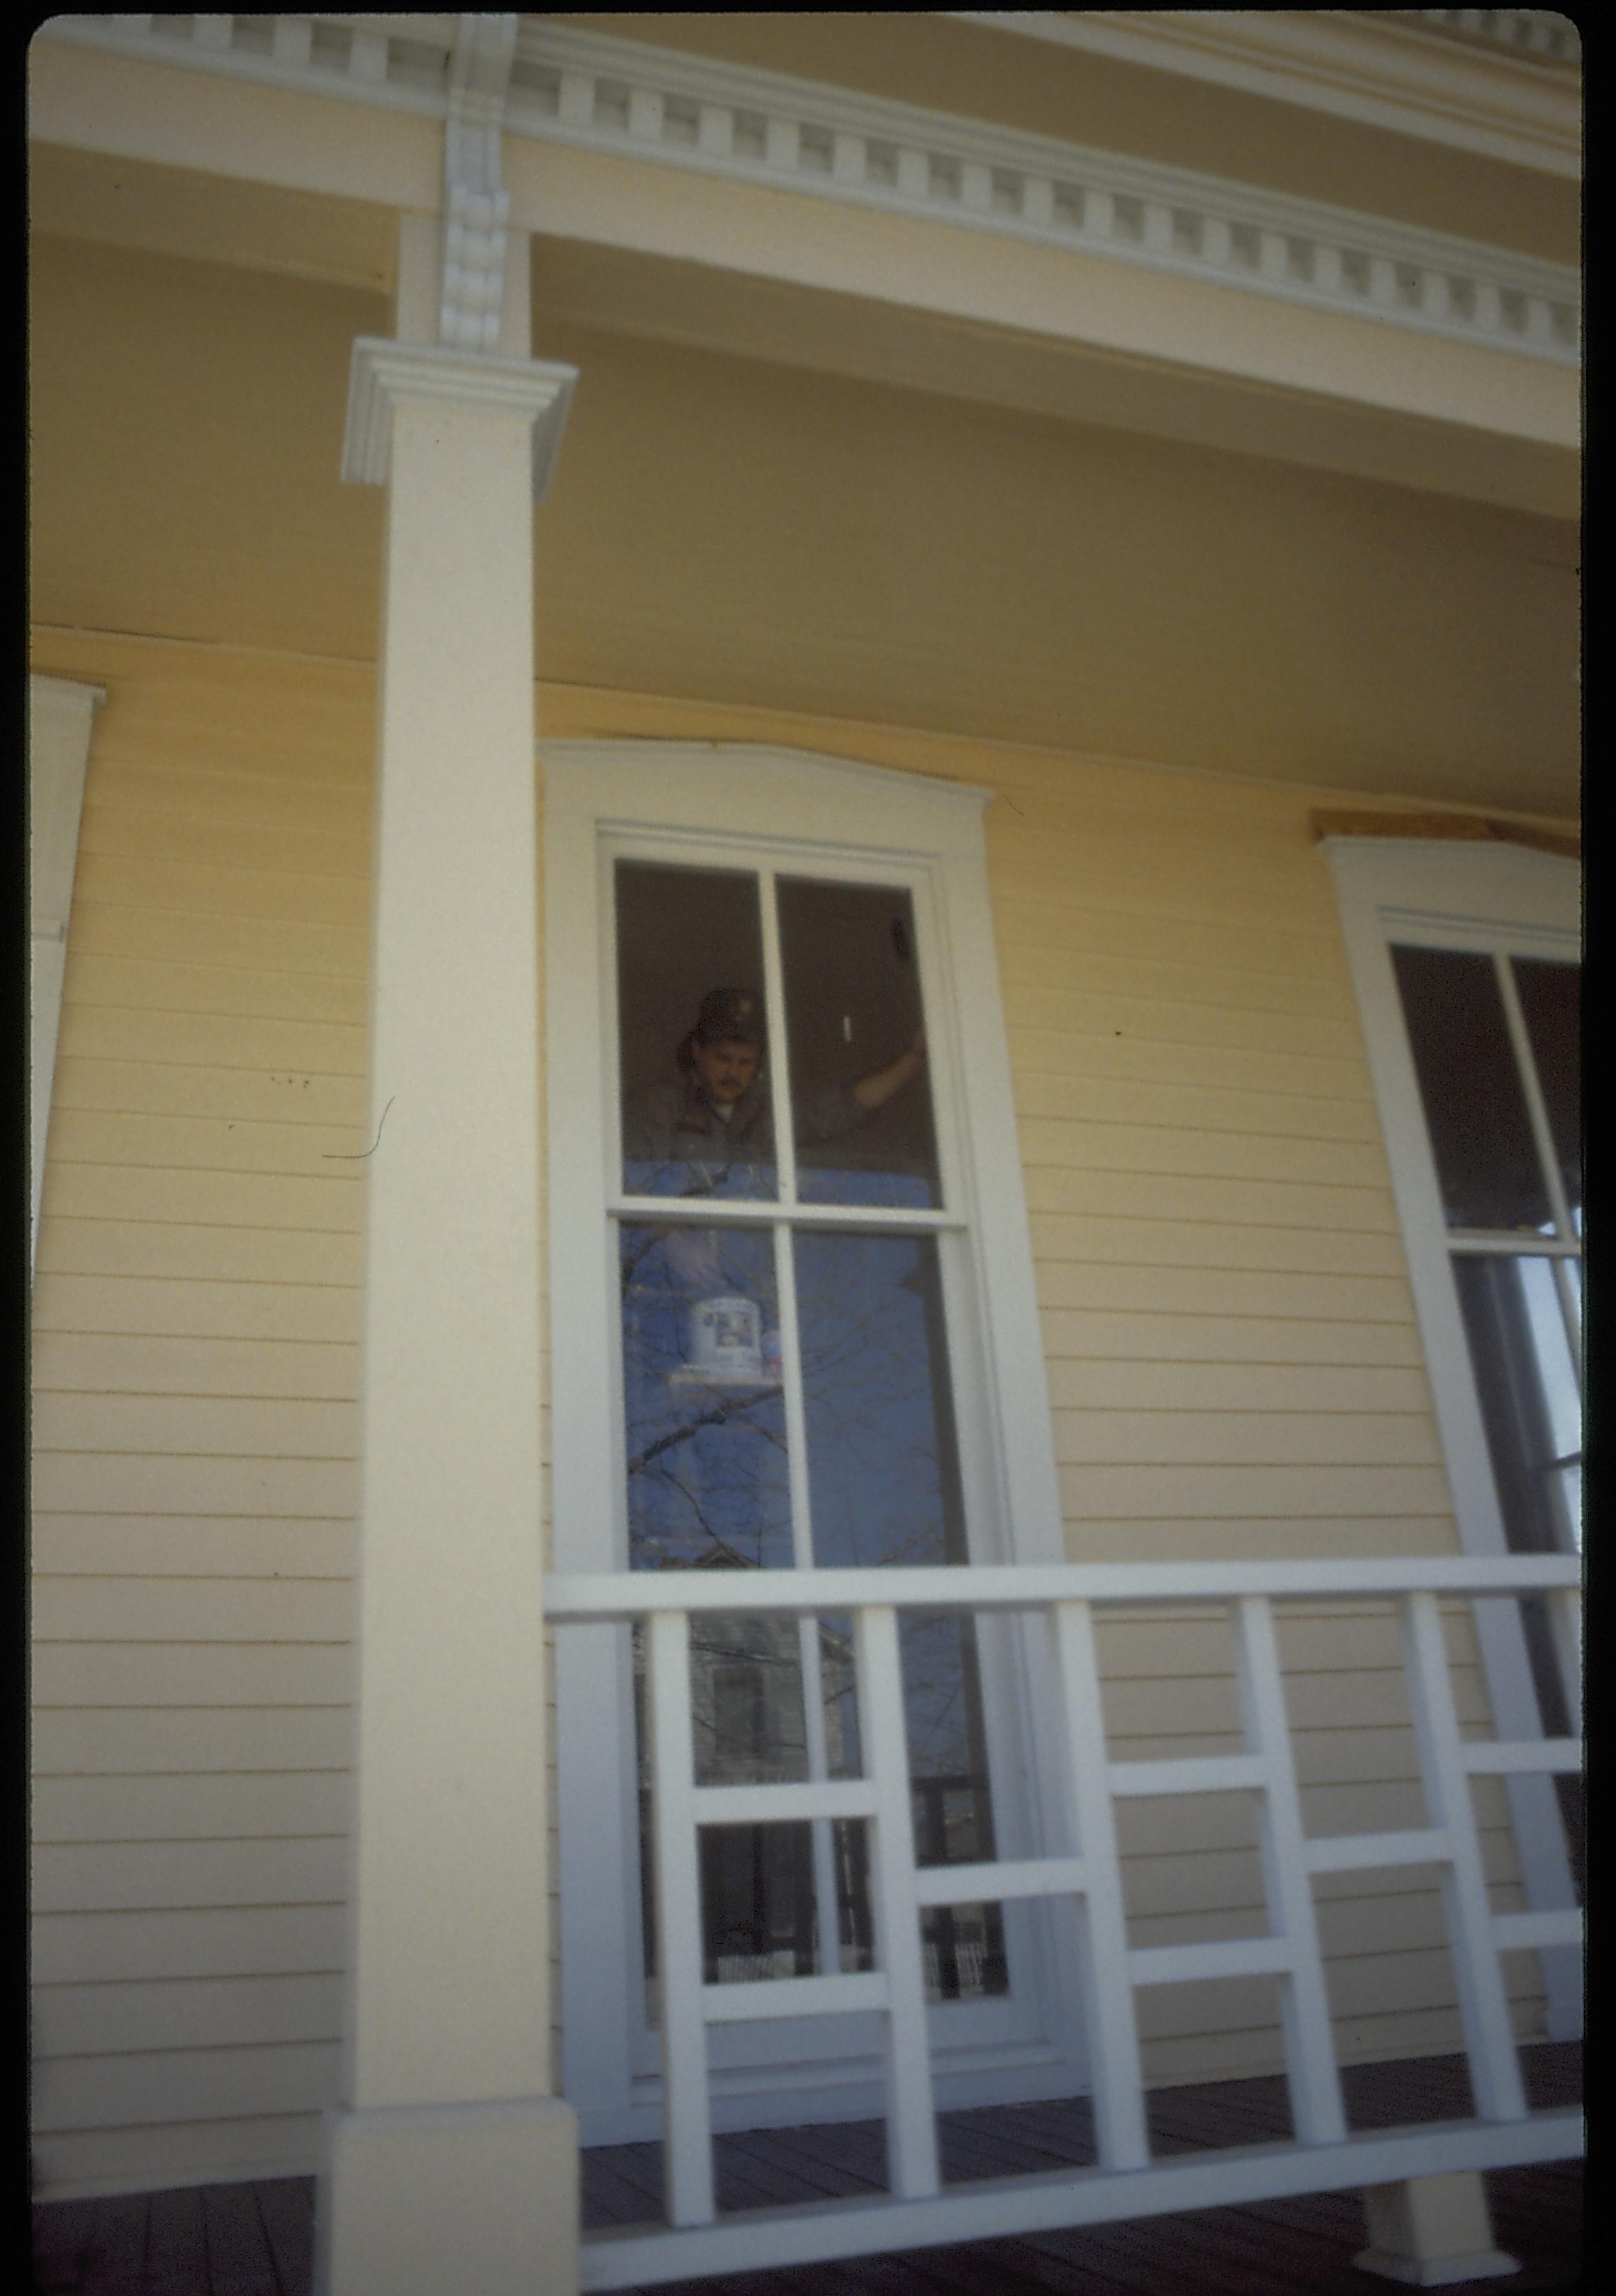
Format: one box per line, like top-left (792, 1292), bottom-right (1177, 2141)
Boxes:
top-left (29, 213), bottom-right (1579, 818)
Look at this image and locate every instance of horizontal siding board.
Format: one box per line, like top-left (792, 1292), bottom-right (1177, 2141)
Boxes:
top-left (1005, 1023), bottom-right (1374, 1103)
top-left (33, 1774), bottom-right (350, 1845)
top-left (1012, 1067), bottom-right (1381, 1142)
top-left (990, 895), bottom-right (1347, 986)
top-left (1046, 1362), bottom-right (1435, 1414)
top-left (33, 1840), bottom-right (349, 1917)
top-left (89, 763), bottom-right (370, 834)
top-left (1086, 1519), bottom-right (1457, 1565)
top-left (33, 1333), bottom-right (359, 1400)
top-left (32, 2112), bottom-right (323, 2199)
top-left (1039, 1311), bottom-right (1425, 1368)
top-left (64, 950), bottom-right (366, 1025)
top-left (52, 1059), bottom-right (366, 1130)
top-left (1056, 1463), bottom-right (1455, 1519)
top-left (31, 1454), bottom-right (357, 1517)
top-left (31, 1519), bottom-right (357, 1579)
top-left (1028, 1214), bottom-right (1410, 1277)
top-left (33, 1707), bottom-right (354, 1777)
top-left (31, 1577), bottom-right (355, 1643)
top-left (57, 1004), bottom-right (364, 1076)
top-left (1017, 1116), bottom-right (1390, 1190)
top-left (69, 899), bottom-right (366, 980)
top-left (32, 1644), bottom-right (353, 1706)
top-left (32, 2040), bottom-right (342, 2130)
top-left (71, 848), bottom-right (369, 929)
top-left (1001, 982), bottom-right (1367, 1060)
top-left (34, 1237), bottom-right (363, 1291)
top-left (77, 796), bottom-right (369, 882)
top-left (33, 1973), bottom-right (344, 2057)
top-left (45, 1108), bottom-right (371, 1178)
top-left (32, 1391), bottom-right (357, 1459)
top-left (1023, 1166), bottom-right (1398, 1234)
top-left (1051, 1408), bottom-right (1443, 1467)
top-left (41, 1166), bottom-right (361, 1233)
top-left (30, 1905), bottom-right (347, 1985)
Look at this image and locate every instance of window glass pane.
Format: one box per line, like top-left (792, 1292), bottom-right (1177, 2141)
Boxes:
top-left (1513, 958), bottom-right (1581, 1227)
top-left (617, 860), bottom-right (775, 1201)
top-left (796, 1231), bottom-right (1006, 1997)
top-left (778, 878), bottom-right (940, 1208)
top-left (1452, 1255), bottom-right (1581, 1555)
top-left (1391, 945), bottom-right (1547, 1231)
top-left (620, 1223), bottom-right (790, 1570)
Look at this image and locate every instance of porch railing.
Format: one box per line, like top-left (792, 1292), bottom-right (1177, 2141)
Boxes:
top-left (545, 1554), bottom-right (1583, 2292)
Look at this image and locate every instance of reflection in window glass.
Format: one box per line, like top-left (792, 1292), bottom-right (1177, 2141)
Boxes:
top-left (778, 878), bottom-right (939, 1209)
top-left (1391, 946), bottom-right (1547, 1231)
top-left (620, 1223), bottom-right (790, 1571)
top-left (1513, 958), bottom-right (1581, 1226)
top-left (1453, 1256), bottom-right (1581, 1557)
top-left (617, 861), bottom-right (775, 1202)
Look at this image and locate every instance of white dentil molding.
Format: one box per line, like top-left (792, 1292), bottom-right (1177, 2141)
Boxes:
top-left (39, 16), bottom-right (1580, 366)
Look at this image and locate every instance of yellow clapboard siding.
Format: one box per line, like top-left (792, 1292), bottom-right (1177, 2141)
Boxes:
top-left (1028, 1212), bottom-right (1409, 1276)
top-left (33, 1840), bottom-right (348, 1917)
top-left (33, 1705), bottom-right (353, 1778)
top-left (1039, 1310), bottom-right (1425, 1368)
top-left (1051, 1407), bottom-right (1443, 1468)
top-left (33, 1517), bottom-right (354, 1577)
top-left (32, 2041), bottom-right (342, 2132)
top-left (31, 1391), bottom-right (357, 1460)
top-left (1013, 1067), bottom-right (1381, 1142)
top-left (1084, 1519), bottom-right (1455, 1565)
top-left (997, 941), bottom-right (1358, 1027)
top-left (31, 1577), bottom-right (354, 1645)
top-left (77, 798), bottom-right (369, 882)
top-left (64, 950), bottom-right (366, 1025)
top-left (1018, 1115), bottom-right (1391, 1191)
top-left (35, 1233), bottom-right (363, 1290)
top-left (69, 896), bottom-right (366, 981)
top-left (52, 1058), bottom-right (366, 1131)
top-left (1004, 981), bottom-right (1367, 1061)
top-left (1033, 1261), bottom-right (1415, 1320)
top-left (992, 894), bottom-right (1347, 986)
top-left (42, 1164), bottom-right (361, 1234)
top-left (31, 1453), bottom-right (357, 1519)
top-left (30, 1904), bottom-right (347, 1986)
top-left (33, 1332), bottom-right (358, 1400)
top-left (33, 1772), bottom-right (351, 1845)
top-left (32, 1642), bottom-right (352, 1708)
top-left (57, 1003), bottom-right (364, 1076)
top-left (1006, 1023), bottom-right (1374, 1103)
top-left (33, 1973), bottom-right (344, 2059)
top-left (46, 1107), bottom-right (370, 1178)
top-left (1058, 1463), bottom-right (1453, 1522)
top-left (33, 2112), bottom-right (323, 2200)
top-left (1043, 1357), bottom-right (1435, 1412)
top-left (1024, 1165), bottom-right (1398, 1235)
top-left (72, 848), bottom-right (369, 931)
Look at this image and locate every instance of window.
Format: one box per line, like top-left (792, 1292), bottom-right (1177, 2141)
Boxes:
top-left (1325, 833), bottom-right (1581, 2033)
top-left (544, 742), bottom-right (1079, 2142)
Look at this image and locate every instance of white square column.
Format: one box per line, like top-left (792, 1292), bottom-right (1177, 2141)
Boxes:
top-left (316, 237), bottom-right (580, 2295)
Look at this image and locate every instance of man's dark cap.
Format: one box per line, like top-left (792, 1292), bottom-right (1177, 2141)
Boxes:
top-left (693, 989), bottom-right (765, 1045)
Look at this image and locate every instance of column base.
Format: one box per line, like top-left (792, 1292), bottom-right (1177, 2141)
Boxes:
top-left (1354, 2171), bottom-right (1520, 2285)
top-left (316, 2095), bottom-right (580, 2296)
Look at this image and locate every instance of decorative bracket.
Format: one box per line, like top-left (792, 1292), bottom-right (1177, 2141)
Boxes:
top-left (439, 12), bottom-right (517, 353)
top-left (342, 339), bottom-right (578, 503)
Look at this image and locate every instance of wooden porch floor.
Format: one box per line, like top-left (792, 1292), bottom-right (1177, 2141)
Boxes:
top-left (33, 2045), bottom-right (1582, 2296)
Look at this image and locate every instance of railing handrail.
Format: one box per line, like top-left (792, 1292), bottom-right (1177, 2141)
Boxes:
top-left (546, 1551), bottom-right (1581, 1620)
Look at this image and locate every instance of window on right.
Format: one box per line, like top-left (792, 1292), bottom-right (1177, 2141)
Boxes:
top-left (1325, 832), bottom-right (1583, 1996)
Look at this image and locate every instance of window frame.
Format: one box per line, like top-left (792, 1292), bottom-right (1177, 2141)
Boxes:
top-left (542, 740), bottom-right (1077, 2139)
top-left (29, 675), bottom-right (103, 1272)
top-left (1324, 832), bottom-right (1581, 2038)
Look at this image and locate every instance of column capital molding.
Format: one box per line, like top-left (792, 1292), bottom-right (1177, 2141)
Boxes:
top-left (342, 337), bottom-right (577, 501)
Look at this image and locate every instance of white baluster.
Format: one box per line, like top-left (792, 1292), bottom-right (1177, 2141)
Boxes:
top-left (648, 1609), bottom-right (716, 2225)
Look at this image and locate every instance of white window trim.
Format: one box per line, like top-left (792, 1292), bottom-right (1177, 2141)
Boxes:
top-left (29, 675), bottom-right (103, 1273)
top-left (542, 739), bottom-right (1075, 2139)
top-left (1324, 833), bottom-right (1581, 2039)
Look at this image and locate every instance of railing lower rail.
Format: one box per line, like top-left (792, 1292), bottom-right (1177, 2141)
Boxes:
top-left (546, 1555), bottom-right (1583, 2292)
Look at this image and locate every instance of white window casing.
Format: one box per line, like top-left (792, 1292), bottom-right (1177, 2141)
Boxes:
top-left (29, 675), bottom-right (103, 1272)
top-left (542, 740), bottom-right (1078, 2139)
top-left (1323, 832), bottom-right (1581, 2039)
